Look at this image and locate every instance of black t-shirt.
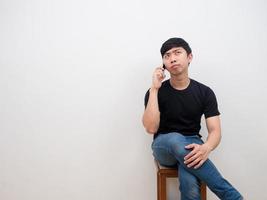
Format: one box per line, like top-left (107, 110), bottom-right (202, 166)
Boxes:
top-left (144, 79), bottom-right (220, 139)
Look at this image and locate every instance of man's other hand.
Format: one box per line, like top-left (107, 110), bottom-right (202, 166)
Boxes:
top-left (183, 143), bottom-right (212, 169)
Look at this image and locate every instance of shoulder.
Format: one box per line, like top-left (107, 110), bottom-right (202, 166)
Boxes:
top-left (190, 79), bottom-right (218, 103)
top-left (190, 79), bottom-right (214, 94)
top-left (191, 79), bottom-right (209, 89)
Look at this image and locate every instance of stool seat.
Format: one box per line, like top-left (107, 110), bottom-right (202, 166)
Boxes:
top-left (154, 159), bottom-right (207, 200)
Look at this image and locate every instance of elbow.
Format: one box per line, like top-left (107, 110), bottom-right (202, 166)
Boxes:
top-left (142, 115), bottom-right (159, 134)
top-left (145, 127), bottom-right (157, 134)
top-left (142, 120), bottom-right (158, 134)
top-left (143, 122), bottom-right (158, 134)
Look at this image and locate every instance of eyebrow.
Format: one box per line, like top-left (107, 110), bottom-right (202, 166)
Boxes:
top-left (164, 48), bottom-right (183, 55)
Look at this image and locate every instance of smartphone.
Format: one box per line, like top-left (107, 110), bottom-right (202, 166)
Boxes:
top-left (162, 64), bottom-right (166, 79)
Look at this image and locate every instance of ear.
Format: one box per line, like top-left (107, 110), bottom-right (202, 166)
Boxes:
top-left (188, 53), bottom-right (193, 62)
top-left (188, 53), bottom-right (193, 65)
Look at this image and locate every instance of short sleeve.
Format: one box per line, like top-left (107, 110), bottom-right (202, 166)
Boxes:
top-left (203, 88), bottom-right (220, 118)
top-left (144, 89), bottom-right (150, 108)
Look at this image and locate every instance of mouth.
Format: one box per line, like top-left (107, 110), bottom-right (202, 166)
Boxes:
top-left (170, 64), bottom-right (180, 69)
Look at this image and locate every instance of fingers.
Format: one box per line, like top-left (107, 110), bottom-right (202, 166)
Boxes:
top-left (185, 153), bottom-right (206, 168)
top-left (184, 151), bottom-right (195, 161)
top-left (185, 143), bottom-right (196, 149)
top-left (184, 143), bottom-right (198, 160)
top-left (154, 67), bottom-right (165, 80)
top-left (151, 66), bottom-right (166, 89)
top-left (184, 143), bottom-right (208, 169)
top-left (184, 152), bottom-right (199, 164)
top-left (194, 160), bottom-right (205, 169)
top-left (156, 66), bottom-right (165, 70)
top-left (155, 67), bottom-right (165, 74)
top-left (186, 157), bottom-right (202, 168)
top-left (156, 63), bottom-right (165, 70)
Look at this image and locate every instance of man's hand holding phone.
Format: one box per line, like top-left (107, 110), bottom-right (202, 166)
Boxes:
top-left (151, 65), bottom-right (166, 90)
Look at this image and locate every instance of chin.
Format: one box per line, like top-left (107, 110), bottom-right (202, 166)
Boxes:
top-left (171, 70), bottom-right (185, 76)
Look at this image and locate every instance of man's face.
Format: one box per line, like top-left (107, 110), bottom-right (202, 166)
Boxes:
top-left (162, 47), bottom-right (193, 75)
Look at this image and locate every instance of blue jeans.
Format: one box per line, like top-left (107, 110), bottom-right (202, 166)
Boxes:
top-left (152, 132), bottom-right (243, 200)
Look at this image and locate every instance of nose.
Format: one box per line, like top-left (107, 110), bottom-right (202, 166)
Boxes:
top-left (170, 54), bottom-right (176, 63)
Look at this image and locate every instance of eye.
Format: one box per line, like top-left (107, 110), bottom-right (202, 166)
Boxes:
top-left (164, 54), bottom-right (170, 59)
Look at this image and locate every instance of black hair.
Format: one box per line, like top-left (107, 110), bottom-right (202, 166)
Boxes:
top-left (160, 38), bottom-right (192, 57)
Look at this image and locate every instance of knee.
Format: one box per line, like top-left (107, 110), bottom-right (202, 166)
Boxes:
top-left (169, 141), bottom-right (190, 159)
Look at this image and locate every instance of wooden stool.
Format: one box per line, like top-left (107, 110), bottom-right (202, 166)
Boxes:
top-left (155, 160), bottom-right (207, 200)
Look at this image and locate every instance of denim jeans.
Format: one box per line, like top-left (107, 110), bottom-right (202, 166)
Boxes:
top-left (152, 132), bottom-right (243, 200)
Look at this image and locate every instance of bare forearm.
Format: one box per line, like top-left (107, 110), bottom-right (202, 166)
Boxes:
top-left (203, 116), bottom-right (222, 151)
top-left (204, 129), bottom-right (221, 151)
top-left (142, 88), bottom-right (160, 134)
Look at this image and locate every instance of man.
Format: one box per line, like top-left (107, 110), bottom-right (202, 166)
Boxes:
top-left (142, 38), bottom-right (243, 200)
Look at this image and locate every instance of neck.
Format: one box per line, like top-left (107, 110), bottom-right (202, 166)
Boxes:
top-left (169, 74), bottom-right (190, 90)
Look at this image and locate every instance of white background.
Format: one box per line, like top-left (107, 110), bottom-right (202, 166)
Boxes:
top-left (1, 0), bottom-right (267, 199)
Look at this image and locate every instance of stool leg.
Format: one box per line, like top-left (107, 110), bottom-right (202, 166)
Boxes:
top-left (200, 183), bottom-right (207, 200)
top-left (157, 172), bottom-right (159, 200)
top-left (158, 172), bottom-right (167, 200)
